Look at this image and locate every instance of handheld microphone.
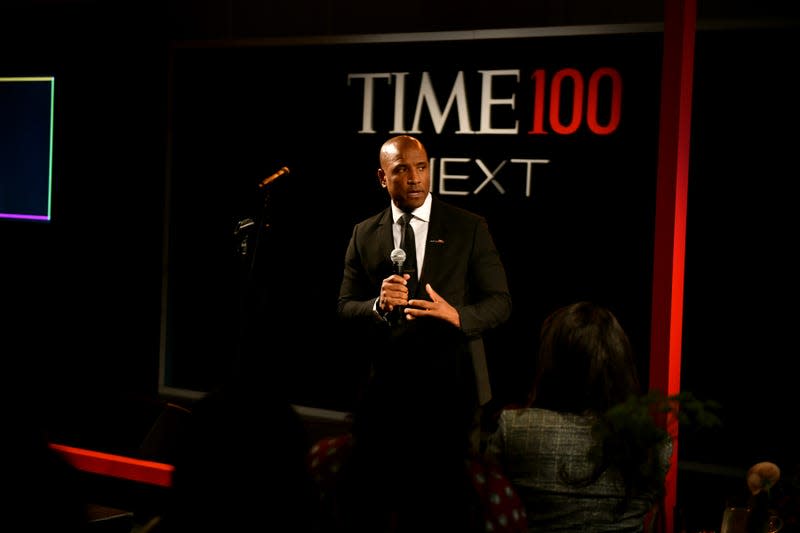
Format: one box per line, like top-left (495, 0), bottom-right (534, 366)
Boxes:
top-left (389, 248), bottom-right (407, 320)
top-left (390, 248), bottom-right (406, 275)
top-left (258, 166), bottom-right (290, 189)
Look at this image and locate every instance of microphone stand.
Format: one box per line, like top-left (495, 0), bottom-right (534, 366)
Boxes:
top-left (248, 188), bottom-right (272, 279)
top-left (232, 165), bottom-right (287, 382)
top-left (232, 186), bottom-right (272, 380)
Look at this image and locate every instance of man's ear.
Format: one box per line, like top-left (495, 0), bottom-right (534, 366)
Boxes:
top-left (377, 169), bottom-right (387, 188)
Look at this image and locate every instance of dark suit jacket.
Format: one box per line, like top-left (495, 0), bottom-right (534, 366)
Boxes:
top-left (337, 196), bottom-right (511, 406)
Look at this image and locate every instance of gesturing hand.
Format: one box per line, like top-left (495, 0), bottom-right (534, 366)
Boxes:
top-left (406, 283), bottom-right (460, 328)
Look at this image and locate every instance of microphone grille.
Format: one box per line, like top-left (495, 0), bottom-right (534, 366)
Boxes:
top-left (390, 248), bottom-right (406, 263)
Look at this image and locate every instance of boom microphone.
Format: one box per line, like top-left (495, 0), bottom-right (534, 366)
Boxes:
top-left (258, 166), bottom-right (290, 189)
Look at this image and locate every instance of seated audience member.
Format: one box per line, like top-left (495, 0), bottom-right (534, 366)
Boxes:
top-left (485, 301), bottom-right (673, 533)
top-left (156, 376), bottom-right (323, 533)
top-left (308, 432), bottom-right (527, 533)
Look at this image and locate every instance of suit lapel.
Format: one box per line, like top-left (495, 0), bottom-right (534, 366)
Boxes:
top-left (418, 199), bottom-right (448, 296)
top-left (379, 208), bottom-right (395, 263)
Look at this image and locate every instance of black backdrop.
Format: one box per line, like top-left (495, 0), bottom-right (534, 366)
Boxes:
top-left (2, 11), bottom-right (796, 477)
top-left (162, 28), bottom-right (663, 411)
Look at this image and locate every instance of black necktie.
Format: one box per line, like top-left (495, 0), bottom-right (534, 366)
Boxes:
top-left (399, 212), bottom-right (418, 298)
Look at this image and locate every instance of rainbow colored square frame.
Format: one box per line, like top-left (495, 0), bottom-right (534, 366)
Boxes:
top-left (0, 77), bottom-right (55, 222)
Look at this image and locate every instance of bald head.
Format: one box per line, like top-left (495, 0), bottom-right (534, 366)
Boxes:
top-left (377, 135), bottom-right (431, 212)
top-left (380, 135), bottom-right (428, 168)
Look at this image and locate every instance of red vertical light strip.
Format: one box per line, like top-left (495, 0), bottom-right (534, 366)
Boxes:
top-left (651, 0), bottom-right (695, 532)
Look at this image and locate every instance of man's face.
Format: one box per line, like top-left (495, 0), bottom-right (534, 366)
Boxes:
top-left (378, 139), bottom-right (430, 212)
